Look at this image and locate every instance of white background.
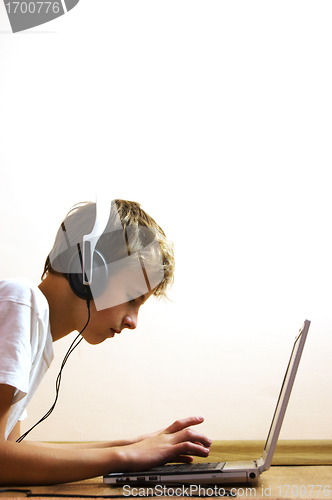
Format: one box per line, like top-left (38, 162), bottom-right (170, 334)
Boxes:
top-left (0, 1), bottom-right (331, 442)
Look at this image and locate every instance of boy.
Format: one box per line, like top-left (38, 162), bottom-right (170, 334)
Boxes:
top-left (0, 199), bottom-right (211, 485)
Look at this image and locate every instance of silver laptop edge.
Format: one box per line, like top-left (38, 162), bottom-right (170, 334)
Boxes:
top-left (257, 319), bottom-right (310, 473)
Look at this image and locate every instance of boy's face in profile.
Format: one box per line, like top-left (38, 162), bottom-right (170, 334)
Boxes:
top-left (81, 266), bottom-right (154, 345)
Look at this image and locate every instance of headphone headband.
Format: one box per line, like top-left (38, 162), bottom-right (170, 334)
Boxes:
top-left (82, 197), bottom-right (113, 286)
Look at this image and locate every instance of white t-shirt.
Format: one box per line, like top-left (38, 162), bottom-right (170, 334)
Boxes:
top-left (0, 278), bottom-right (54, 440)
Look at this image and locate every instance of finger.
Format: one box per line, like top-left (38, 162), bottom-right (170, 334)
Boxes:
top-left (172, 427), bottom-right (212, 449)
top-left (170, 455), bottom-right (194, 464)
top-left (174, 441), bottom-right (211, 458)
top-left (194, 440), bottom-right (212, 448)
top-left (164, 416), bottom-right (204, 435)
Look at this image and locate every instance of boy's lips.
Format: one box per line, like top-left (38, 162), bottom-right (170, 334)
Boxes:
top-left (110, 328), bottom-right (121, 337)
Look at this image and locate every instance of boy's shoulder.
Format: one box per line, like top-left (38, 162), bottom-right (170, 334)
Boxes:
top-left (0, 278), bottom-right (47, 309)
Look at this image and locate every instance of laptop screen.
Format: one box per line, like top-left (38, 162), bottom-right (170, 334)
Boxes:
top-left (262, 320), bottom-right (310, 468)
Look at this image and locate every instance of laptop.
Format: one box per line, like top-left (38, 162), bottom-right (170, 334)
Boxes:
top-left (104, 320), bottom-right (310, 486)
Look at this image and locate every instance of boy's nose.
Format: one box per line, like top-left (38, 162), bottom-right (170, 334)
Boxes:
top-left (122, 315), bottom-right (137, 330)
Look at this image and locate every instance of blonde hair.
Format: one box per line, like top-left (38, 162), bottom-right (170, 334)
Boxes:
top-left (43, 199), bottom-right (175, 300)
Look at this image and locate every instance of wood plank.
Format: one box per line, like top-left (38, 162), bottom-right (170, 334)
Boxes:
top-left (194, 440), bottom-right (332, 465)
top-left (1, 467), bottom-right (332, 499)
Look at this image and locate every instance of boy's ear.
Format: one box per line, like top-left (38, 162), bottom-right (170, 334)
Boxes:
top-left (68, 248), bottom-right (109, 301)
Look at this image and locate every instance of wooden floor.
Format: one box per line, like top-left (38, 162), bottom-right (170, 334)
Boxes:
top-left (1, 466), bottom-right (332, 500)
top-left (1, 441), bottom-right (331, 499)
top-left (201, 439), bottom-right (332, 465)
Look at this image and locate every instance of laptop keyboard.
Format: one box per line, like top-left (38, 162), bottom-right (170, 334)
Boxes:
top-left (150, 462), bottom-right (226, 473)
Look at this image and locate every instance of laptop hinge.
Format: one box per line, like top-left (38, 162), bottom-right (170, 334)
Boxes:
top-left (256, 457), bottom-right (266, 473)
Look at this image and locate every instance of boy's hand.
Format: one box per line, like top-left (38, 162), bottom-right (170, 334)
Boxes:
top-left (115, 416), bottom-right (212, 472)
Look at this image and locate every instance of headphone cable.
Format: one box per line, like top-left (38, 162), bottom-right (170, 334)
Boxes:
top-left (16, 300), bottom-right (91, 443)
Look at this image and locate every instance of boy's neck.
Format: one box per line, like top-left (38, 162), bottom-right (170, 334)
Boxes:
top-left (38, 274), bottom-right (87, 342)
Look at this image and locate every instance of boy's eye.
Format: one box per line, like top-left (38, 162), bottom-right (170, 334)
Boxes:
top-left (127, 293), bottom-right (145, 305)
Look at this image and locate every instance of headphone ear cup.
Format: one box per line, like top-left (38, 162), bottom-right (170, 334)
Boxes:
top-left (68, 250), bottom-right (109, 301)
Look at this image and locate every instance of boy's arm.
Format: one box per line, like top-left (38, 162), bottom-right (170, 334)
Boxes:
top-left (0, 384), bottom-right (15, 441)
top-left (26, 427), bottom-right (166, 449)
top-left (25, 438), bottom-right (147, 450)
top-left (0, 385), bottom-right (211, 486)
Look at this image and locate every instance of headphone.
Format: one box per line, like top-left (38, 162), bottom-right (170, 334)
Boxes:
top-left (66, 198), bottom-right (113, 302)
top-left (68, 248), bottom-right (108, 301)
